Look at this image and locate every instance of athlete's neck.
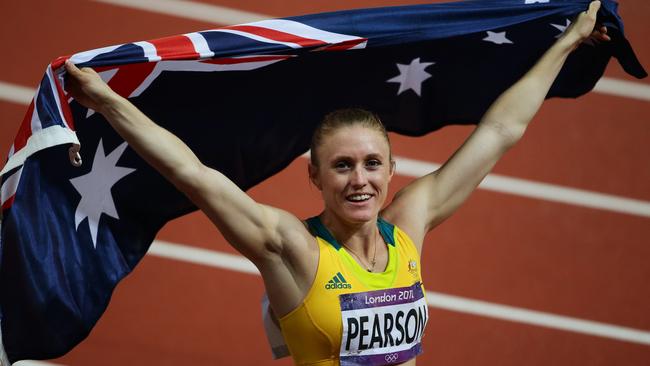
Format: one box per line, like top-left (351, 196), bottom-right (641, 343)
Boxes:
top-left (319, 212), bottom-right (378, 256)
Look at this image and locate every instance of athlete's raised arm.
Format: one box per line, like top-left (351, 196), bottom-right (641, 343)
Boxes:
top-left (64, 61), bottom-right (313, 268)
top-left (384, 0), bottom-right (609, 248)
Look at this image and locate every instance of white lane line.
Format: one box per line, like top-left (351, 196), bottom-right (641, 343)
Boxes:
top-left (596, 77), bottom-right (650, 102)
top-left (0, 81), bottom-right (34, 105)
top-left (92, 0), bottom-right (269, 25)
top-left (92, 0), bottom-right (650, 102)
top-left (394, 157), bottom-right (650, 218)
top-left (149, 240), bottom-right (259, 274)
top-left (149, 240), bottom-right (650, 346)
top-left (428, 292), bottom-right (650, 346)
top-left (2, 81), bottom-right (649, 218)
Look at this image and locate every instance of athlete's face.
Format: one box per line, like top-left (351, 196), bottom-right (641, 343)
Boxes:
top-left (309, 125), bottom-right (394, 224)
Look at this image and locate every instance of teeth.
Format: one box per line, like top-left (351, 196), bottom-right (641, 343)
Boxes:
top-left (348, 194), bottom-right (371, 202)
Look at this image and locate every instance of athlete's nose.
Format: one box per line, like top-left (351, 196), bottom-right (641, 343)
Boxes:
top-left (350, 167), bottom-right (368, 188)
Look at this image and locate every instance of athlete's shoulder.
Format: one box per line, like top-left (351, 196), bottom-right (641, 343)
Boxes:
top-left (378, 215), bottom-right (419, 248)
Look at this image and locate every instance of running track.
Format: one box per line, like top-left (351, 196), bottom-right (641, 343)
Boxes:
top-left (1, 1), bottom-right (649, 365)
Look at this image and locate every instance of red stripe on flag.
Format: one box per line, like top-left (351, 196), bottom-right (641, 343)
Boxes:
top-left (224, 25), bottom-right (325, 48)
top-left (13, 101), bottom-right (35, 152)
top-left (50, 69), bottom-right (76, 130)
top-left (148, 35), bottom-right (200, 60)
top-left (104, 63), bottom-right (157, 98)
top-left (201, 55), bottom-right (291, 65)
top-left (93, 65), bottom-right (123, 72)
top-left (2, 195), bottom-right (15, 211)
top-left (51, 55), bottom-right (71, 70)
top-left (316, 38), bottom-right (368, 52)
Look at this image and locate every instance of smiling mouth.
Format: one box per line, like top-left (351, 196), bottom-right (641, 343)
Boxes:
top-left (346, 193), bottom-right (372, 202)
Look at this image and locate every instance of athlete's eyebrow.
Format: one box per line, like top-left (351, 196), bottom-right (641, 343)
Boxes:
top-left (365, 153), bottom-right (384, 160)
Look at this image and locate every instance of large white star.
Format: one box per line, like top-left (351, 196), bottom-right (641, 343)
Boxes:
top-left (551, 19), bottom-right (571, 39)
top-left (386, 57), bottom-right (435, 96)
top-left (483, 31), bottom-right (514, 45)
top-left (69, 139), bottom-right (135, 248)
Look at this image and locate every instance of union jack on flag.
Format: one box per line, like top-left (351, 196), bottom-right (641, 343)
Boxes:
top-left (0, 0), bottom-right (645, 363)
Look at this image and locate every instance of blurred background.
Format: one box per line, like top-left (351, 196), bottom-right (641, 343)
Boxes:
top-left (1, 0), bottom-right (649, 365)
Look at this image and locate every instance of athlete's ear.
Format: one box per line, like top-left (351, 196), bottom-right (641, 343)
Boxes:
top-left (388, 159), bottom-right (396, 182)
top-left (308, 162), bottom-right (322, 190)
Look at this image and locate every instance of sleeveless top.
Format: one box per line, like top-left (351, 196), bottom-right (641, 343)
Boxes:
top-left (278, 217), bottom-right (428, 366)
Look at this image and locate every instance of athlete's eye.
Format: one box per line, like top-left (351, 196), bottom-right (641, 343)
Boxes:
top-left (366, 159), bottom-right (382, 169)
top-left (334, 160), bottom-right (351, 170)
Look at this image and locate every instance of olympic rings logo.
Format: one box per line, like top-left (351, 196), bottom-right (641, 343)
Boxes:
top-left (384, 353), bottom-right (399, 363)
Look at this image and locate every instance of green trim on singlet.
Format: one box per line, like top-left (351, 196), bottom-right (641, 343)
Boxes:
top-left (305, 216), bottom-right (396, 250)
top-left (306, 216), bottom-right (341, 250)
top-left (306, 216), bottom-right (399, 288)
top-left (377, 217), bottom-right (396, 246)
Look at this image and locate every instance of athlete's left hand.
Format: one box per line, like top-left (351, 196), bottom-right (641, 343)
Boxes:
top-left (562, 1), bottom-right (611, 49)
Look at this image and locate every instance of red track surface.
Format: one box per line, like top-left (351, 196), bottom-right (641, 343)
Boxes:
top-left (1, 1), bottom-right (649, 365)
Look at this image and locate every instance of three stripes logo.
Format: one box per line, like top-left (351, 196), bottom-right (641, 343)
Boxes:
top-left (325, 272), bottom-right (352, 290)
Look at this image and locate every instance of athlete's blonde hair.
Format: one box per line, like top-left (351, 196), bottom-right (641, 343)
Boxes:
top-left (310, 108), bottom-right (392, 166)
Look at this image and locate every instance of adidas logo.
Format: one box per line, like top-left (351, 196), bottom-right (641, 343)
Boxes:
top-left (325, 272), bottom-right (352, 290)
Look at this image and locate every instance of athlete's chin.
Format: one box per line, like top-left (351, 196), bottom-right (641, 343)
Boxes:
top-left (340, 206), bottom-right (378, 224)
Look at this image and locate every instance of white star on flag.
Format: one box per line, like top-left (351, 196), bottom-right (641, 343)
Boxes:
top-left (551, 19), bottom-right (571, 38)
top-left (70, 139), bottom-right (135, 248)
top-left (386, 57), bottom-right (435, 96)
top-left (483, 31), bottom-right (514, 45)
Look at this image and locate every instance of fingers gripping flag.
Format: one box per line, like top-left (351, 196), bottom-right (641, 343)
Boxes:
top-left (0, 0), bottom-right (646, 362)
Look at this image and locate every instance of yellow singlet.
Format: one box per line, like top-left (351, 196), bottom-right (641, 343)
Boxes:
top-left (279, 217), bottom-right (428, 366)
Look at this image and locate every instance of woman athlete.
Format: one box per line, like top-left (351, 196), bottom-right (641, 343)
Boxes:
top-left (64, 1), bottom-right (609, 365)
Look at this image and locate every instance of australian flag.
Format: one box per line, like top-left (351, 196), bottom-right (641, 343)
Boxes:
top-left (0, 0), bottom-right (645, 363)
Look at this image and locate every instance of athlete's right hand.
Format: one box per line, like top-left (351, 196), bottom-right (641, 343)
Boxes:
top-left (64, 59), bottom-right (119, 114)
